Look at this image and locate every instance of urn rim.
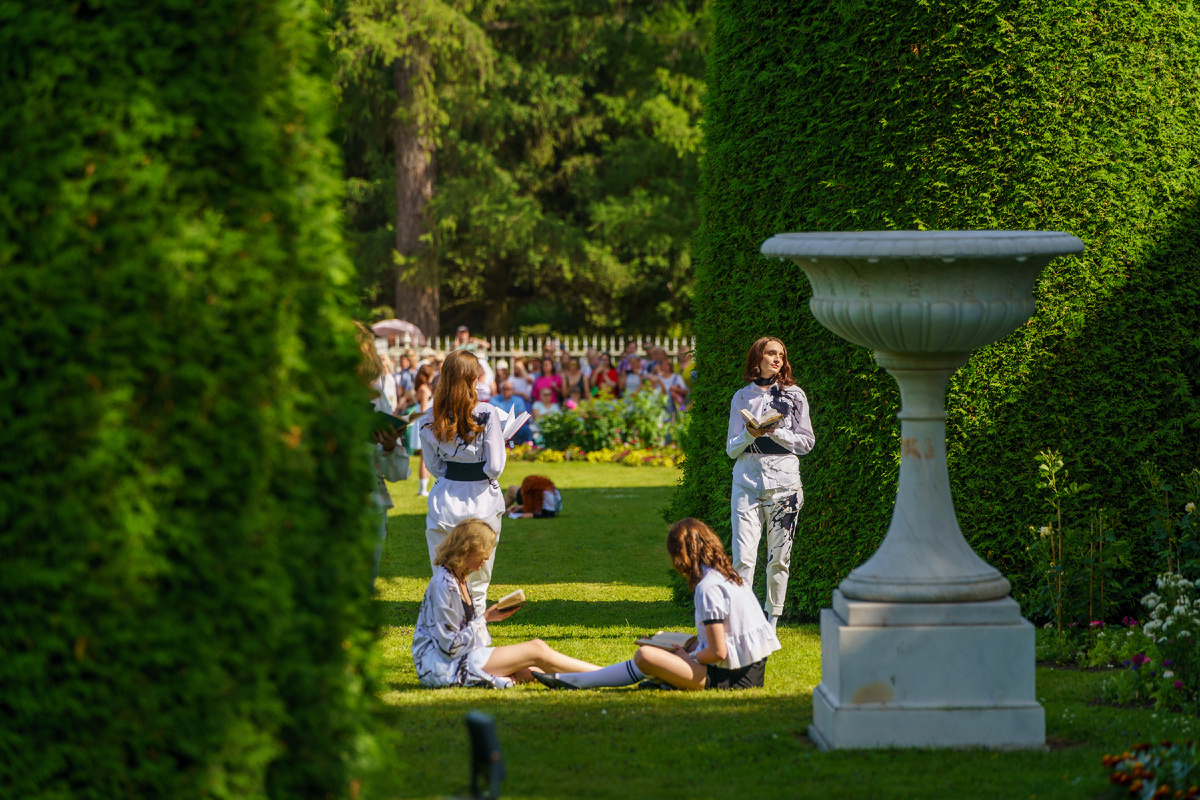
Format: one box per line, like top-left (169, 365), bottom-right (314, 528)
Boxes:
top-left (761, 230), bottom-right (1085, 260)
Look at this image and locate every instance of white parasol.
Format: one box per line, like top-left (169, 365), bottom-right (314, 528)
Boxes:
top-left (371, 318), bottom-right (426, 345)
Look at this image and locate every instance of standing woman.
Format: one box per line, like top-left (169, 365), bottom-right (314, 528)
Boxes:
top-left (592, 353), bottom-right (620, 398)
top-left (561, 356), bottom-right (588, 400)
top-left (409, 363), bottom-right (435, 497)
top-left (726, 337), bottom-right (815, 628)
top-left (418, 350), bottom-right (507, 615)
top-left (532, 357), bottom-right (563, 403)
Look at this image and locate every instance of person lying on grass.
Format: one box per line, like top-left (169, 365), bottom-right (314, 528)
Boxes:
top-left (412, 518), bottom-right (601, 688)
top-left (504, 475), bottom-right (562, 519)
top-left (534, 517), bottom-right (781, 691)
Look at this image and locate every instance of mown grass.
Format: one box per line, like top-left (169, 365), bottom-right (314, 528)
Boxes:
top-left (370, 460), bottom-right (1197, 799)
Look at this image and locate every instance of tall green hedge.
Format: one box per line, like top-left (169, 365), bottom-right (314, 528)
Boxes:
top-left (1, 2), bottom-right (379, 797)
top-left (673, 0), bottom-right (1200, 620)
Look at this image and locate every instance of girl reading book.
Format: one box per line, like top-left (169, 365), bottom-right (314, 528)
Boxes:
top-left (533, 518), bottom-right (780, 691)
top-left (418, 349), bottom-right (508, 614)
top-left (413, 519), bottom-right (600, 688)
top-left (725, 336), bottom-right (814, 628)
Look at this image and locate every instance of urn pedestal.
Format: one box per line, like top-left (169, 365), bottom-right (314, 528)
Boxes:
top-left (760, 231), bottom-right (1084, 749)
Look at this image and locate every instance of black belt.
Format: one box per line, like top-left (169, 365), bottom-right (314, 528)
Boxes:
top-left (444, 461), bottom-right (489, 481)
top-left (747, 437), bottom-right (789, 455)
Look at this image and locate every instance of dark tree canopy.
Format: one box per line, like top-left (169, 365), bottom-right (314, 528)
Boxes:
top-left (334, 0), bottom-right (709, 335)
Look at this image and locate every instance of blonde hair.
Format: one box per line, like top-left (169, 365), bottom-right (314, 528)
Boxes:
top-left (431, 350), bottom-right (484, 443)
top-left (355, 322), bottom-right (385, 384)
top-left (434, 519), bottom-right (497, 577)
top-left (667, 518), bottom-right (743, 591)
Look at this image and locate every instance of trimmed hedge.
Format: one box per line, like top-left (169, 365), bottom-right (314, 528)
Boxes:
top-left (672, 0), bottom-right (1200, 620)
top-left (1, 2), bottom-right (378, 797)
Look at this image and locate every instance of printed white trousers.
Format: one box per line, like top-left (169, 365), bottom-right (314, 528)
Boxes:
top-left (425, 511), bottom-right (503, 616)
top-left (730, 481), bottom-right (804, 617)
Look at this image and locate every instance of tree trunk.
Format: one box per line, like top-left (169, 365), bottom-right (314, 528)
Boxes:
top-left (393, 56), bottom-right (438, 338)
top-left (482, 257), bottom-right (511, 335)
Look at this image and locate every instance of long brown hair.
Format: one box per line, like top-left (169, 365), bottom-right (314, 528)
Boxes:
top-left (520, 475), bottom-right (556, 516)
top-left (742, 336), bottom-right (795, 387)
top-left (431, 349), bottom-right (484, 443)
top-left (355, 322), bottom-right (384, 384)
top-left (667, 518), bottom-right (743, 591)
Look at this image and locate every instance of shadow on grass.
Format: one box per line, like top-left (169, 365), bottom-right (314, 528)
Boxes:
top-left (381, 484), bottom-right (681, 588)
top-left (375, 598), bottom-right (692, 633)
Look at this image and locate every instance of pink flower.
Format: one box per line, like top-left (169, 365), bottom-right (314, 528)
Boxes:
top-left (1176, 680), bottom-right (1184, 690)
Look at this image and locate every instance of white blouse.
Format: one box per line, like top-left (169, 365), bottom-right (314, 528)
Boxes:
top-left (418, 402), bottom-right (506, 531)
top-left (725, 382), bottom-right (815, 492)
top-left (693, 566), bottom-right (782, 670)
top-left (412, 567), bottom-right (513, 688)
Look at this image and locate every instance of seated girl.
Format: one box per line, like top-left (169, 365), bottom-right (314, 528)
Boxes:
top-left (412, 519), bottom-right (599, 688)
top-left (504, 475), bottom-right (563, 519)
top-left (534, 517), bottom-right (780, 691)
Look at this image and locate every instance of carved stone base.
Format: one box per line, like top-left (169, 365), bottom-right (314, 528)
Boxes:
top-left (808, 591), bottom-right (1045, 750)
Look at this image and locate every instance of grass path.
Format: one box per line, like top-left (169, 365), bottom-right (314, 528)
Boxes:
top-left (372, 460), bottom-right (1197, 799)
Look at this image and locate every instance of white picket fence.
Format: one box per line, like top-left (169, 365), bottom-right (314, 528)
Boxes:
top-left (378, 333), bottom-right (695, 371)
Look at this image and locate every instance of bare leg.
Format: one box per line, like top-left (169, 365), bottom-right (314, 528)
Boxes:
top-left (633, 646), bottom-right (708, 691)
top-left (483, 639), bottom-right (601, 679)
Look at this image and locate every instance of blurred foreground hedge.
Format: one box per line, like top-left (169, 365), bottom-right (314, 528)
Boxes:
top-left (673, 0), bottom-right (1200, 620)
top-left (0, 2), bottom-right (379, 797)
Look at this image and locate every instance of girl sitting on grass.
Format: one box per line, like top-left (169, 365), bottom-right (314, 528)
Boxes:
top-left (534, 517), bottom-right (781, 691)
top-left (412, 519), bottom-right (601, 689)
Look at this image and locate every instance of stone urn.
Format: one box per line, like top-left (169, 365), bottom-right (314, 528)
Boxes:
top-left (760, 230), bottom-right (1084, 749)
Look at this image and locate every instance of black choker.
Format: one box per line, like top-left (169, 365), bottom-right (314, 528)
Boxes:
top-left (753, 377), bottom-right (775, 386)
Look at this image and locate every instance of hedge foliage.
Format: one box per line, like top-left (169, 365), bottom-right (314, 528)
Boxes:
top-left (672, 0), bottom-right (1200, 620)
top-left (1, 2), bottom-right (379, 797)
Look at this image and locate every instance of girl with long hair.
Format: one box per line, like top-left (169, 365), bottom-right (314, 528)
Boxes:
top-left (534, 518), bottom-right (780, 691)
top-left (417, 349), bottom-right (507, 614)
top-left (726, 336), bottom-right (814, 628)
top-left (408, 363), bottom-right (435, 496)
top-left (412, 519), bottom-right (600, 688)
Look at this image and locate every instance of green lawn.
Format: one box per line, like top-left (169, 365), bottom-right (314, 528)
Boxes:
top-left (371, 460), bottom-right (1194, 799)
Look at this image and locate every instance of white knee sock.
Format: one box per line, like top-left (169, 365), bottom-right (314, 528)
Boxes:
top-left (557, 660), bottom-right (645, 689)
top-left (418, 478), bottom-right (429, 494)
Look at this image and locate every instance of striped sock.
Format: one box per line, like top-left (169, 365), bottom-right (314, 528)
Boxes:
top-left (556, 659), bottom-right (645, 689)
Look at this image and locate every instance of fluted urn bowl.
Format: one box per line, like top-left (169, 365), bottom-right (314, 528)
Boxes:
top-left (761, 231), bottom-right (1084, 603)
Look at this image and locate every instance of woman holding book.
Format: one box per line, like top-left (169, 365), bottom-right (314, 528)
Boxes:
top-left (725, 336), bottom-right (814, 628)
top-left (418, 349), bottom-right (508, 614)
top-left (413, 519), bottom-right (601, 688)
top-left (533, 518), bottom-right (780, 691)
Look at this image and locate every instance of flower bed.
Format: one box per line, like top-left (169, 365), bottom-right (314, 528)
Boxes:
top-left (1102, 741), bottom-right (1200, 799)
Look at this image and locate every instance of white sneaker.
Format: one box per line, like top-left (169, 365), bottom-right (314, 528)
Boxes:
top-left (418, 490), bottom-right (429, 498)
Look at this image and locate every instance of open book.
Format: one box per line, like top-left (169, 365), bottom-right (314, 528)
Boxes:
top-left (370, 408), bottom-right (425, 436)
top-left (495, 407), bottom-right (531, 441)
top-left (740, 408), bottom-right (783, 430)
top-left (494, 589), bottom-right (526, 612)
top-left (635, 631), bottom-right (697, 651)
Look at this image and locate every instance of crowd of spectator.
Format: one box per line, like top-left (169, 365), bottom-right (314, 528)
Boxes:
top-left (376, 326), bottom-right (694, 449)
